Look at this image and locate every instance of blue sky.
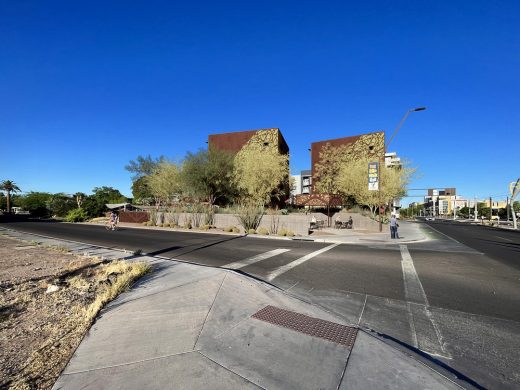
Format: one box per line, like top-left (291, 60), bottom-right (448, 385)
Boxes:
top-left (1, 1), bottom-right (519, 205)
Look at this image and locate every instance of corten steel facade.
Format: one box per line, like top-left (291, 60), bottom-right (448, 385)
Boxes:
top-left (293, 131), bottom-right (385, 207)
top-left (208, 128), bottom-right (289, 155)
top-left (311, 131), bottom-right (385, 193)
top-left (208, 128), bottom-right (290, 206)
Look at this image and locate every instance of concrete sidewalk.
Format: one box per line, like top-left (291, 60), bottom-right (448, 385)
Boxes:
top-left (305, 220), bottom-right (428, 245)
top-left (110, 220), bottom-right (428, 246)
top-left (51, 256), bottom-right (468, 389)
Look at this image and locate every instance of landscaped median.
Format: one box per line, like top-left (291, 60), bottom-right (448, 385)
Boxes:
top-left (0, 234), bottom-right (150, 390)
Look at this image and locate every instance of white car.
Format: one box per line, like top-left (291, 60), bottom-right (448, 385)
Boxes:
top-left (425, 217), bottom-right (435, 221)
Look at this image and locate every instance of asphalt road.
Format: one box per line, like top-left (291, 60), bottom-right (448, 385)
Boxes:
top-left (1, 218), bottom-right (519, 389)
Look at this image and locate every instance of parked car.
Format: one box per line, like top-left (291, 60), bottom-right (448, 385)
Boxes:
top-left (425, 217), bottom-right (435, 221)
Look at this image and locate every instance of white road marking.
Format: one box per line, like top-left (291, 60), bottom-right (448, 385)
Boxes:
top-left (222, 249), bottom-right (290, 269)
top-left (426, 224), bottom-right (462, 244)
top-left (495, 235), bottom-right (513, 242)
top-left (266, 243), bottom-right (340, 281)
top-left (400, 244), bottom-right (451, 358)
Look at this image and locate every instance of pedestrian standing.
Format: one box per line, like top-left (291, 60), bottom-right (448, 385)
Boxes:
top-left (390, 215), bottom-right (398, 239)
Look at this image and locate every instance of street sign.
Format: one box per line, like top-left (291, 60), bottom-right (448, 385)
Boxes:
top-left (368, 162), bottom-right (379, 191)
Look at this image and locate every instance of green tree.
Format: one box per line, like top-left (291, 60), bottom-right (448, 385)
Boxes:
top-left (233, 145), bottom-right (289, 206)
top-left (48, 193), bottom-right (76, 217)
top-left (182, 147), bottom-right (237, 205)
top-left (477, 202), bottom-right (490, 219)
top-left (313, 143), bottom-right (350, 196)
top-left (0, 180), bottom-right (21, 213)
top-left (19, 192), bottom-right (52, 217)
top-left (146, 161), bottom-right (183, 207)
top-left (125, 155), bottom-right (165, 181)
top-left (131, 177), bottom-right (153, 204)
top-left (458, 206), bottom-right (470, 217)
top-left (82, 187), bottom-right (128, 217)
top-left (337, 158), bottom-right (415, 218)
top-left (513, 201), bottom-right (520, 213)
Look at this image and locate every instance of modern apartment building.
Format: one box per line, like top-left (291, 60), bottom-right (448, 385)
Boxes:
top-left (208, 128), bottom-right (290, 205)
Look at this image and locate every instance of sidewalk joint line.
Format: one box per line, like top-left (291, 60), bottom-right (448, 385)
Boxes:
top-left (62, 350), bottom-right (197, 376)
top-left (193, 273), bottom-right (227, 349)
top-left (197, 351), bottom-right (266, 389)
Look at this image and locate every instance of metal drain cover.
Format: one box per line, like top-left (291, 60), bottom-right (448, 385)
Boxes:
top-left (252, 305), bottom-right (358, 349)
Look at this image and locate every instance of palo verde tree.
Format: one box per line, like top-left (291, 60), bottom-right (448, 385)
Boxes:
top-left (181, 146), bottom-right (237, 205)
top-left (0, 180), bottom-right (21, 213)
top-left (146, 161), bottom-right (183, 208)
top-left (125, 155), bottom-right (165, 203)
top-left (233, 143), bottom-right (289, 206)
top-left (337, 158), bottom-right (415, 218)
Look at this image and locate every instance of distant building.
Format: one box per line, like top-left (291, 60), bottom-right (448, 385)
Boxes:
top-left (301, 170), bottom-right (312, 194)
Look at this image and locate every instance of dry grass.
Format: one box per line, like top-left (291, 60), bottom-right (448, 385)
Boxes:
top-left (83, 261), bottom-right (151, 323)
top-left (1, 235), bottom-right (151, 390)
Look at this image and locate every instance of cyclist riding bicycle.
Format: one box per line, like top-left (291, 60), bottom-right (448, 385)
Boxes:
top-left (109, 211), bottom-right (118, 230)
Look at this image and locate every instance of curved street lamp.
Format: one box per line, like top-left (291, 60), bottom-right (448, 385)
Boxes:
top-left (378, 107), bottom-right (427, 232)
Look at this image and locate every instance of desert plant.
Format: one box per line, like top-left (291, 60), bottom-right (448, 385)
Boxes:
top-left (278, 228), bottom-right (288, 236)
top-left (232, 226), bottom-right (240, 233)
top-left (286, 230), bottom-right (295, 237)
top-left (235, 203), bottom-right (264, 231)
top-left (149, 209), bottom-right (158, 226)
top-left (268, 209), bottom-right (280, 235)
top-left (65, 208), bottom-right (88, 223)
top-left (183, 216), bottom-right (192, 229)
top-left (248, 228), bottom-right (256, 234)
top-left (257, 227), bottom-right (269, 235)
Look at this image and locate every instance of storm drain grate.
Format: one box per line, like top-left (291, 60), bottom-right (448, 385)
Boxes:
top-left (252, 305), bottom-right (358, 349)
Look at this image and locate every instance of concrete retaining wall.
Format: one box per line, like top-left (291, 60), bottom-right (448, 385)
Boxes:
top-left (152, 211), bottom-right (386, 235)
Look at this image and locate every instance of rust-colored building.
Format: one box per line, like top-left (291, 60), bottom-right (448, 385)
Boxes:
top-left (208, 128), bottom-right (290, 206)
top-left (295, 131), bottom-right (385, 207)
top-left (208, 128), bottom-right (289, 155)
top-left (311, 131), bottom-right (385, 186)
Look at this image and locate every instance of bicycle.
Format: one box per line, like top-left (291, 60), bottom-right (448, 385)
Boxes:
top-left (104, 220), bottom-right (119, 231)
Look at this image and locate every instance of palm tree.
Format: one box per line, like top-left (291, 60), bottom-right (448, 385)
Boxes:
top-left (1, 180), bottom-right (21, 213)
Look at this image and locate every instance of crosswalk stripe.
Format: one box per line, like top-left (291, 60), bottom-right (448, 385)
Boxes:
top-left (266, 243), bottom-right (340, 281)
top-left (222, 249), bottom-right (291, 270)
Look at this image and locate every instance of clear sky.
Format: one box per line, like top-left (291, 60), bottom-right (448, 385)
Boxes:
top-left (1, 1), bottom-right (519, 205)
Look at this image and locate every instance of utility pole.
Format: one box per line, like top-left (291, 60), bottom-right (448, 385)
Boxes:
top-left (507, 196), bottom-right (510, 221)
top-left (489, 197), bottom-right (492, 221)
top-left (474, 197), bottom-right (478, 222)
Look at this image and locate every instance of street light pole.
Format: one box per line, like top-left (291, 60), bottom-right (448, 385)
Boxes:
top-left (379, 107), bottom-right (427, 232)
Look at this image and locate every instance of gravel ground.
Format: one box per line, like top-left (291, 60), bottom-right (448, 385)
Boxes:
top-left (0, 234), bottom-right (148, 390)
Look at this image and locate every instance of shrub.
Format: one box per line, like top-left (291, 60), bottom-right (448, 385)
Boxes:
top-left (257, 227), bottom-right (269, 235)
top-left (232, 226), bottom-right (240, 233)
top-left (278, 228), bottom-right (288, 236)
top-left (280, 208), bottom-right (288, 215)
top-left (201, 224), bottom-right (210, 230)
top-left (169, 223), bottom-right (177, 228)
top-left (65, 208), bottom-right (88, 223)
top-left (248, 229), bottom-right (256, 234)
top-left (235, 203), bottom-right (264, 231)
top-left (142, 222), bottom-right (147, 226)
top-left (286, 230), bottom-right (295, 237)
top-left (224, 226), bottom-right (234, 232)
